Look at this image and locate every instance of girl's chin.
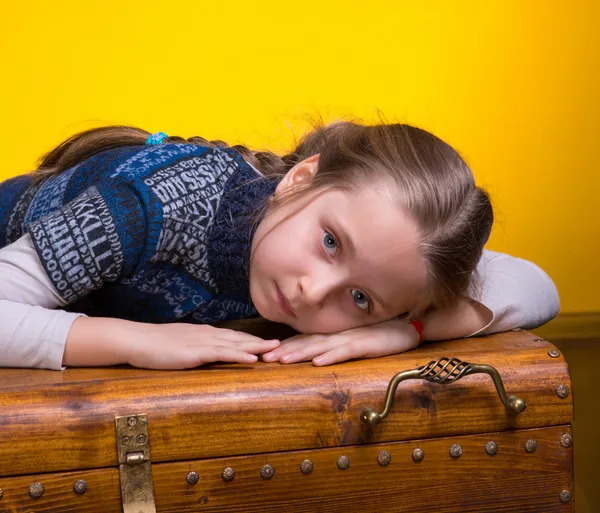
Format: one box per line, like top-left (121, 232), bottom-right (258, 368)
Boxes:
top-left (250, 292), bottom-right (278, 323)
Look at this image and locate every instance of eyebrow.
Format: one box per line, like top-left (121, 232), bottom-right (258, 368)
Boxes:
top-left (332, 217), bottom-right (389, 314)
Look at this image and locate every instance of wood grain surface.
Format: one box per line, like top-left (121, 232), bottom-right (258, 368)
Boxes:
top-left (0, 425), bottom-right (573, 512)
top-left (0, 332), bottom-right (573, 478)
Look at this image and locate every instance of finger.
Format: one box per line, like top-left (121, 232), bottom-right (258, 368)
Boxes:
top-left (279, 336), bottom-right (344, 364)
top-left (312, 336), bottom-right (407, 366)
top-left (187, 346), bottom-right (261, 366)
top-left (312, 344), bottom-right (359, 366)
top-left (214, 329), bottom-right (279, 344)
top-left (216, 339), bottom-right (281, 354)
top-left (262, 336), bottom-right (323, 362)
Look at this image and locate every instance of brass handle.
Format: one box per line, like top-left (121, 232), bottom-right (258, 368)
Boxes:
top-left (361, 357), bottom-right (527, 426)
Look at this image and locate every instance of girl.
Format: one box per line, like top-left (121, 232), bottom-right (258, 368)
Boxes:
top-left (0, 121), bottom-right (559, 370)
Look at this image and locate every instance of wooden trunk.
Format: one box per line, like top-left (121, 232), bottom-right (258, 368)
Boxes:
top-left (0, 331), bottom-right (574, 512)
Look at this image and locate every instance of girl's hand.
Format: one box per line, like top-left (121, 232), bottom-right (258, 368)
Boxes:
top-left (64, 317), bottom-right (280, 369)
top-left (126, 323), bottom-right (281, 369)
top-left (261, 319), bottom-right (419, 366)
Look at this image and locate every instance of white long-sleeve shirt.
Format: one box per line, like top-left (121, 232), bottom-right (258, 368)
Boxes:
top-left (0, 234), bottom-right (560, 370)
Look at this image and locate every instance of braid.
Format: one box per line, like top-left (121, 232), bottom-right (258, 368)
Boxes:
top-left (29, 126), bottom-right (305, 184)
top-left (182, 136), bottom-right (299, 179)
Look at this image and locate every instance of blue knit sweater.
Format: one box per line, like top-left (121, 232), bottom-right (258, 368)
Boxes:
top-left (0, 144), bottom-right (279, 324)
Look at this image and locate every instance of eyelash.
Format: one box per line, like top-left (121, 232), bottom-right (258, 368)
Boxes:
top-left (321, 230), bottom-right (372, 314)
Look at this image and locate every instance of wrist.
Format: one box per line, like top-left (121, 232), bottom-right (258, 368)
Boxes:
top-left (408, 320), bottom-right (425, 345)
top-left (389, 317), bottom-right (421, 348)
top-left (421, 296), bottom-right (492, 341)
top-left (64, 316), bottom-right (136, 367)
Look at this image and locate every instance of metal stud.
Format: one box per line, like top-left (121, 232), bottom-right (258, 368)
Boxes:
top-left (557, 384), bottom-right (569, 399)
top-left (336, 455), bottom-right (350, 470)
top-left (222, 467), bottom-right (235, 482)
top-left (525, 439), bottom-right (538, 453)
top-left (186, 471), bottom-right (200, 485)
top-left (559, 490), bottom-right (573, 504)
top-left (560, 433), bottom-right (573, 448)
top-left (260, 464), bottom-right (275, 480)
top-left (28, 482), bottom-right (45, 499)
top-left (412, 448), bottom-right (424, 462)
top-left (377, 450), bottom-right (392, 466)
top-left (548, 349), bottom-right (561, 358)
top-left (300, 460), bottom-right (314, 475)
top-left (127, 416), bottom-right (138, 427)
top-left (73, 479), bottom-right (88, 494)
top-left (450, 444), bottom-right (462, 458)
top-left (485, 441), bottom-right (498, 455)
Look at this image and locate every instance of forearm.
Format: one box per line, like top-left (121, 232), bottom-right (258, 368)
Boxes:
top-left (63, 316), bottom-right (138, 367)
top-left (0, 300), bottom-right (83, 370)
top-left (421, 296), bottom-right (492, 341)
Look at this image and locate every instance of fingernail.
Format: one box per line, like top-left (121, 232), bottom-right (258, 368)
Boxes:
top-left (313, 357), bottom-right (324, 366)
top-left (263, 352), bottom-right (274, 361)
top-left (245, 355), bottom-right (258, 362)
top-left (280, 355), bottom-right (292, 363)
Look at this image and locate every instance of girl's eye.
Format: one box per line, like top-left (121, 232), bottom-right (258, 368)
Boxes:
top-left (323, 231), bottom-right (338, 256)
top-left (351, 289), bottom-right (370, 312)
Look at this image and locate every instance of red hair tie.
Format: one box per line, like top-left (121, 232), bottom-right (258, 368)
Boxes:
top-left (409, 320), bottom-right (425, 345)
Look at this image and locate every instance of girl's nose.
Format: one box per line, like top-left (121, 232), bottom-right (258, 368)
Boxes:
top-left (298, 268), bottom-right (342, 309)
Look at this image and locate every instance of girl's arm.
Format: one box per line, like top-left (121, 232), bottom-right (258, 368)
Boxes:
top-left (0, 234), bottom-right (84, 369)
top-left (262, 250), bottom-right (560, 365)
top-left (0, 300), bottom-right (83, 369)
top-left (0, 234), bottom-right (279, 370)
top-left (407, 249), bottom-right (560, 341)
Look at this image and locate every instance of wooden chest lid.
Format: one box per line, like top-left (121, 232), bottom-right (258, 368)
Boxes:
top-left (0, 331), bottom-right (571, 477)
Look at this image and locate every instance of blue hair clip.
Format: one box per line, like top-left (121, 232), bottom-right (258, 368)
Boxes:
top-left (146, 132), bottom-right (169, 145)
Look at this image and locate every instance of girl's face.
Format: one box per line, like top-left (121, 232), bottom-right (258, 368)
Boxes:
top-left (249, 156), bottom-right (429, 334)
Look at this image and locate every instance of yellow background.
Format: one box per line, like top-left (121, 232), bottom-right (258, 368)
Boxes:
top-left (0, 1), bottom-right (597, 313)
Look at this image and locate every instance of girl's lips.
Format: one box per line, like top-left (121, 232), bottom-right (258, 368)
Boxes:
top-left (275, 283), bottom-right (297, 318)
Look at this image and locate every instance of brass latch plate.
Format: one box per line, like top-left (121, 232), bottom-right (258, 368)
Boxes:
top-left (115, 414), bottom-right (157, 513)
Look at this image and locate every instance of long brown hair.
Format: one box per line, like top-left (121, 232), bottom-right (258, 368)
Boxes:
top-left (30, 118), bottom-right (493, 319)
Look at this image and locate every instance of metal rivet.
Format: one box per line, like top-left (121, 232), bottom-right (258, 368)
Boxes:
top-left (336, 455), bottom-right (350, 470)
top-left (559, 490), bottom-right (573, 504)
top-left (186, 471), bottom-right (200, 485)
top-left (0, 488), bottom-right (3, 500)
top-left (127, 416), bottom-right (138, 427)
top-left (485, 441), bottom-right (498, 455)
top-left (73, 479), bottom-right (88, 494)
top-left (300, 460), bottom-right (314, 475)
top-left (557, 384), bottom-right (569, 399)
top-left (450, 444), bottom-right (462, 458)
top-left (512, 328), bottom-right (522, 332)
top-left (412, 448), bottom-right (424, 462)
top-left (533, 338), bottom-right (546, 342)
top-left (136, 434), bottom-right (146, 444)
top-left (560, 433), bottom-right (573, 448)
top-left (28, 482), bottom-right (45, 499)
top-left (260, 464), bottom-right (275, 480)
top-left (548, 349), bottom-right (561, 358)
top-left (222, 467), bottom-right (235, 482)
top-left (377, 450), bottom-right (392, 466)
top-left (525, 439), bottom-right (538, 453)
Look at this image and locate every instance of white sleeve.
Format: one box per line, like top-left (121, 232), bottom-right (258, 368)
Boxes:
top-left (0, 234), bottom-right (85, 370)
top-left (465, 249), bottom-right (560, 337)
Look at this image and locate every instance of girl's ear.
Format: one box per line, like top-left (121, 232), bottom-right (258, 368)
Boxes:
top-left (274, 154), bottom-right (320, 196)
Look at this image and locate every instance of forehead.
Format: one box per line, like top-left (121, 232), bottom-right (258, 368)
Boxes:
top-left (311, 187), bottom-right (429, 312)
